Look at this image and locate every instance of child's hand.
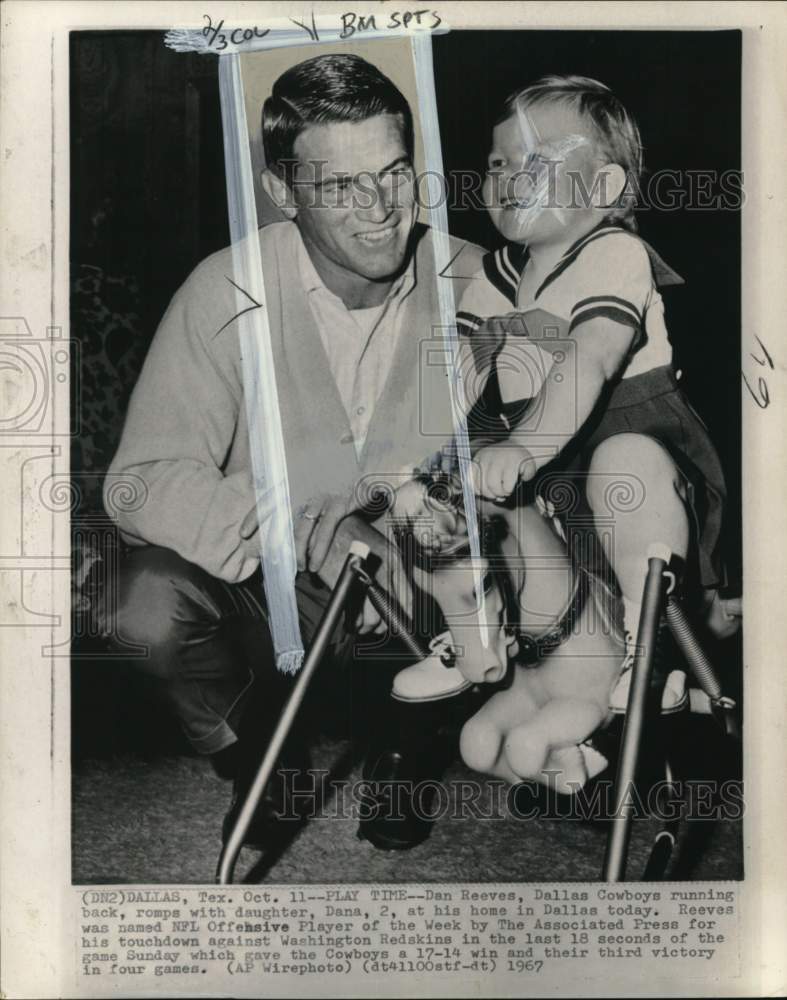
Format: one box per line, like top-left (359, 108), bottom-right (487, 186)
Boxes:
top-left (473, 444), bottom-right (536, 501)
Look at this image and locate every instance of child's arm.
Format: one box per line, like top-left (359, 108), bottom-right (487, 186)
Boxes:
top-left (473, 232), bottom-right (651, 500)
top-left (473, 316), bottom-right (637, 499)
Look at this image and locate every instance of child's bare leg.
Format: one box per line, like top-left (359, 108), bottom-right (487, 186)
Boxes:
top-left (586, 433), bottom-right (690, 631)
top-left (505, 697), bottom-right (606, 792)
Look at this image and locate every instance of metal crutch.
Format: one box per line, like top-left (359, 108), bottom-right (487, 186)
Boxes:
top-left (602, 543), bottom-right (672, 882)
top-left (216, 540), bottom-right (370, 885)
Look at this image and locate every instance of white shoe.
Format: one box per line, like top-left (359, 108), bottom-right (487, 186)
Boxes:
top-left (392, 632), bottom-right (473, 703)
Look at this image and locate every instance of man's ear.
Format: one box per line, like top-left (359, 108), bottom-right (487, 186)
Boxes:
top-left (591, 163), bottom-right (627, 209)
top-left (261, 168), bottom-right (297, 220)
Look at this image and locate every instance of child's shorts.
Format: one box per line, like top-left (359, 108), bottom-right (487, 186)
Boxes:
top-left (532, 365), bottom-right (727, 592)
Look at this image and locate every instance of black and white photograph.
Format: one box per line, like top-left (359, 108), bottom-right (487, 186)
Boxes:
top-left (69, 25), bottom-right (743, 885)
top-left (2, 2), bottom-right (786, 997)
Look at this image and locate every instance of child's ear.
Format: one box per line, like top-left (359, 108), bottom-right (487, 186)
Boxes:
top-left (592, 163), bottom-right (627, 210)
top-left (261, 168), bottom-right (297, 220)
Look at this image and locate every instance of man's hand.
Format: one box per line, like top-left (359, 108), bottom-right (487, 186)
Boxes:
top-left (293, 493), bottom-right (357, 575)
top-left (240, 490), bottom-right (356, 575)
top-left (239, 490), bottom-right (414, 635)
top-left (472, 444), bottom-right (537, 501)
top-left (323, 513), bottom-right (414, 635)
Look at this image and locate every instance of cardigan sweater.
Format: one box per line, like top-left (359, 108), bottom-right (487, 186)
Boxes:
top-left (105, 221), bottom-right (484, 583)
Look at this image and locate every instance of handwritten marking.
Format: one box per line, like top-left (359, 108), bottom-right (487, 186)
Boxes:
top-left (341, 9), bottom-right (442, 38)
top-left (202, 15), bottom-right (270, 51)
top-left (213, 276), bottom-right (262, 337)
top-left (199, 9), bottom-right (441, 50)
top-left (289, 12), bottom-right (320, 41)
top-left (742, 334), bottom-right (774, 409)
top-left (437, 242), bottom-right (485, 281)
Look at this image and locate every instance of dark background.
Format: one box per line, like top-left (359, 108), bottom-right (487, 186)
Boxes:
top-left (70, 28), bottom-right (741, 755)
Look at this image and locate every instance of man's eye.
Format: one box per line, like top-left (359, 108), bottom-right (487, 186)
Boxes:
top-left (381, 167), bottom-right (414, 187)
top-left (487, 158), bottom-right (505, 171)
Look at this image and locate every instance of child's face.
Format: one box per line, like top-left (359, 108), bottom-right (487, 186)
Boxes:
top-left (483, 100), bottom-right (602, 247)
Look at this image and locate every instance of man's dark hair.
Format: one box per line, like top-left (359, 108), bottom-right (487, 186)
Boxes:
top-left (262, 53), bottom-right (414, 178)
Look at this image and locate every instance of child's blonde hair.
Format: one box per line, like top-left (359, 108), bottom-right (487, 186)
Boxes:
top-left (498, 75), bottom-right (643, 231)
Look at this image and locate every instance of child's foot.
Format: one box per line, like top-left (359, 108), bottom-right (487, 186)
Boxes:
top-left (609, 643), bottom-right (688, 714)
top-left (703, 591), bottom-right (742, 640)
top-left (392, 632), bottom-right (472, 702)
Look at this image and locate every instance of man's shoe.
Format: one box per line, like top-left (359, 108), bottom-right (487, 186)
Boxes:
top-left (358, 747), bottom-right (438, 851)
top-left (357, 698), bottom-right (459, 851)
top-left (221, 756), bottom-right (307, 850)
top-left (221, 674), bottom-right (312, 850)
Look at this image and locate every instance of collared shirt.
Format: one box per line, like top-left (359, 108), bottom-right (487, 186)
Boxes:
top-left (514, 224), bottom-right (673, 381)
top-left (293, 226), bottom-right (416, 458)
top-left (456, 224), bottom-right (681, 406)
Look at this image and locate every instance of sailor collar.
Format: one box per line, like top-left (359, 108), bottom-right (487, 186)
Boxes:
top-left (482, 222), bottom-right (684, 306)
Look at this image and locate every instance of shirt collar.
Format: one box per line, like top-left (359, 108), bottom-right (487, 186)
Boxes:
top-left (293, 222), bottom-right (416, 307)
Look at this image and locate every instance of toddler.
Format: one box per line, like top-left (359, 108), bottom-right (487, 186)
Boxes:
top-left (457, 75), bottom-right (738, 704)
top-left (393, 76), bottom-right (740, 789)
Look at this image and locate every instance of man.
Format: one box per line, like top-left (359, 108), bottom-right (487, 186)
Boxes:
top-left (102, 53), bottom-right (484, 849)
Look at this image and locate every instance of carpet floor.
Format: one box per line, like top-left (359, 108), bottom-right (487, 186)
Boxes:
top-left (72, 733), bottom-right (742, 886)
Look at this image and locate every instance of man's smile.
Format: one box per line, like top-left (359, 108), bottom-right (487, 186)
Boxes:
top-left (354, 222), bottom-right (400, 246)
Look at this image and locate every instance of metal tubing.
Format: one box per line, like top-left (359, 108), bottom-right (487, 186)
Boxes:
top-left (641, 759), bottom-right (681, 880)
top-left (602, 554), bottom-right (668, 882)
top-left (665, 597), bottom-right (740, 740)
top-left (364, 578), bottom-right (429, 659)
top-left (216, 544), bottom-right (368, 884)
top-left (642, 830), bottom-right (677, 880)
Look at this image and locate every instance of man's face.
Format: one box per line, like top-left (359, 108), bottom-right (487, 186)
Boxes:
top-left (483, 101), bottom-right (600, 247)
top-left (289, 114), bottom-right (417, 295)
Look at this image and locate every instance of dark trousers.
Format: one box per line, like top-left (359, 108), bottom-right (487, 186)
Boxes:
top-left (100, 545), bottom-right (386, 756)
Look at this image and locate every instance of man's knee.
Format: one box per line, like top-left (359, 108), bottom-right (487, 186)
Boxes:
top-left (586, 434), bottom-right (678, 511)
top-left (98, 546), bottom-right (216, 678)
